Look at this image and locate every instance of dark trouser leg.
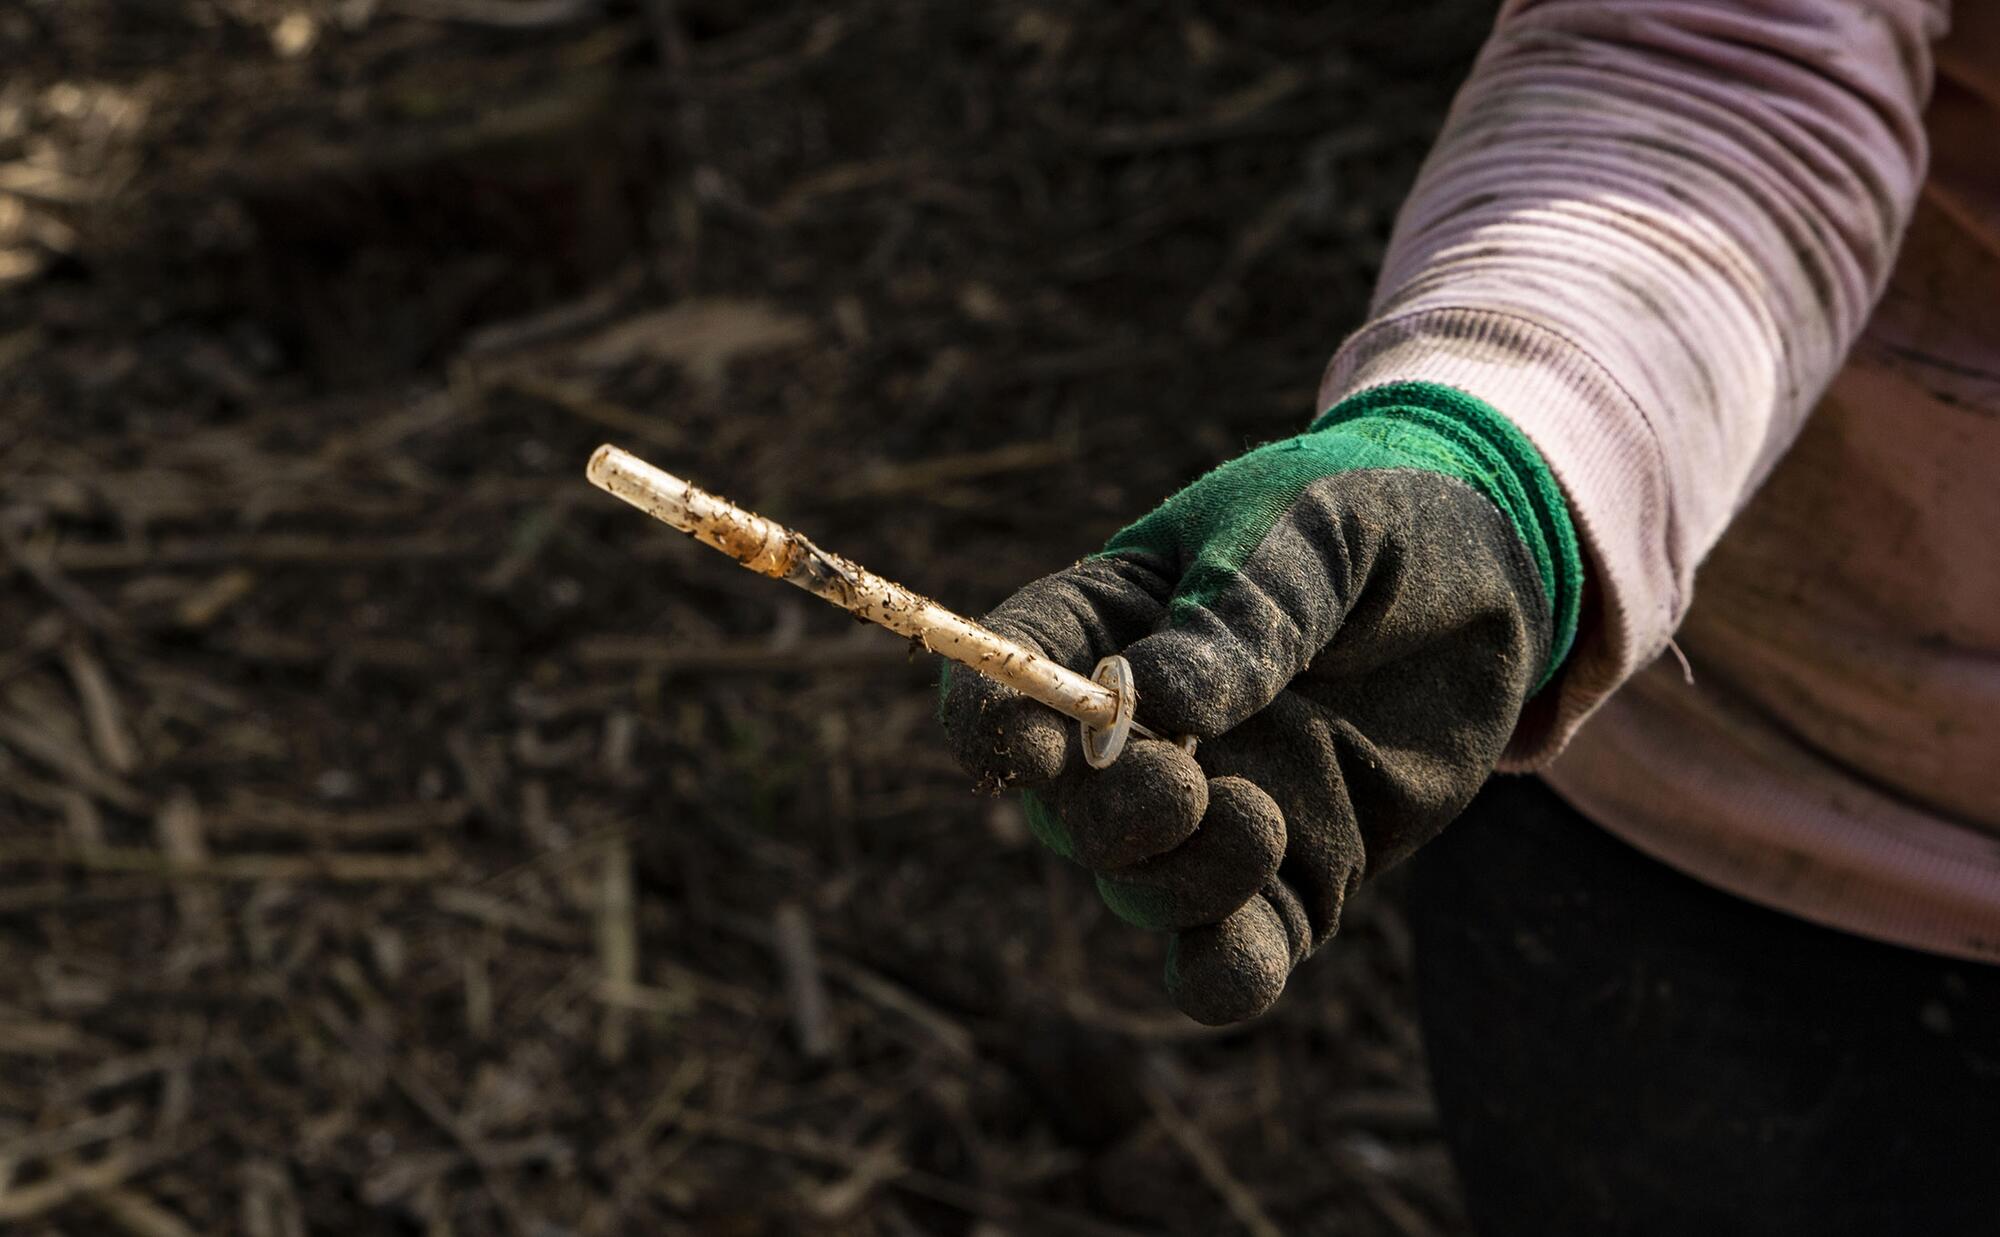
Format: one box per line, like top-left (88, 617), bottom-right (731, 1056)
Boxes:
top-left (1406, 774), bottom-right (2000, 1237)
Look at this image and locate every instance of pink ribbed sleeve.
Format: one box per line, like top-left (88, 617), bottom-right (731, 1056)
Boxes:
top-left (1317, 0), bottom-right (1948, 765)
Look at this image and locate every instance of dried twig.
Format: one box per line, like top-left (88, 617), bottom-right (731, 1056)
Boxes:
top-left (240, 1158), bottom-right (306, 1237)
top-left (573, 633), bottom-right (915, 672)
top-left (460, 267), bottom-right (644, 357)
top-left (92, 1187), bottom-right (204, 1237)
top-left (43, 533), bottom-right (477, 573)
top-left (1325, 1089), bottom-right (1439, 1134)
top-left (637, 0), bottom-right (689, 70)
top-left (674, 1108), bottom-right (1148, 1237)
top-left (772, 903), bottom-right (835, 1060)
top-left (45, 1049), bottom-right (190, 1107)
top-left (0, 1105), bottom-right (140, 1166)
top-left (1141, 1076), bottom-right (1285, 1237)
top-left (502, 374), bottom-right (686, 450)
top-left (60, 640), bottom-right (141, 774)
top-left (712, 912), bottom-right (975, 1061)
top-left (596, 837), bottom-right (638, 1062)
top-left (0, 709), bottom-right (146, 812)
top-left (0, 842), bottom-right (451, 882)
top-left (1340, 1154), bottom-right (1448, 1237)
top-left (210, 795), bottom-right (470, 840)
top-left (0, 1142), bottom-right (195, 1222)
top-left (825, 439), bottom-right (1075, 501)
top-left (156, 789), bottom-right (221, 939)
top-left (0, 1150), bottom-right (141, 1221)
top-left (389, 0), bottom-right (604, 27)
top-left (435, 885), bottom-right (582, 945)
top-left (0, 523), bottom-right (123, 631)
top-left (1084, 64), bottom-right (1312, 153)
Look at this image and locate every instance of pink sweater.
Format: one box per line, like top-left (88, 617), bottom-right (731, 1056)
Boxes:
top-left (1320, 1), bottom-right (2000, 959)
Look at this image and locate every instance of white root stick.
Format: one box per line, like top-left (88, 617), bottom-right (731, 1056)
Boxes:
top-left (585, 444), bottom-right (1173, 767)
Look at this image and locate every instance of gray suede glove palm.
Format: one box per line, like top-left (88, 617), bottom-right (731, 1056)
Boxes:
top-left (941, 383), bottom-right (1583, 1024)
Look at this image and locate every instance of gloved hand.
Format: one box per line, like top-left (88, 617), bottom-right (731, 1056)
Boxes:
top-left (941, 382), bottom-right (1582, 1024)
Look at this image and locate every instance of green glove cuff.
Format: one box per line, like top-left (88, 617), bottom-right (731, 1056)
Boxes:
top-left (1102, 380), bottom-right (1582, 689)
top-left (1310, 381), bottom-right (1582, 687)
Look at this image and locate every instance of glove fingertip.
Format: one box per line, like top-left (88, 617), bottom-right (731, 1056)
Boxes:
top-left (940, 678), bottom-right (1069, 788)
top-left (1056, 739), bottom-right (1206, 870)
top-left (1166, 896), bottom-right (1292, 1025)
top-left (1093, 775), bottom-right (1283, 930)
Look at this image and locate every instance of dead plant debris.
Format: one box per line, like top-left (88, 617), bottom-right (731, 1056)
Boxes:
top-left (1, 1), bottom-right (1493, 1231)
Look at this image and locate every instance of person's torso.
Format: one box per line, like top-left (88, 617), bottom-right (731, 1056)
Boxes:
top-left (1684, 215), bottom-right (2000, 831)
top-left (1547, 14), bottom-right (2000, 956)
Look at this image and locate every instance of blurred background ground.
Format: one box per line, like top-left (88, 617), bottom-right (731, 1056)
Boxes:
top-left (0, 1), bottom-right (1498, 1232)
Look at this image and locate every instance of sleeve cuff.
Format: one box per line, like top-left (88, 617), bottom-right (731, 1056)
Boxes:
top-left (1318, 306), bottom-right (1684, 767)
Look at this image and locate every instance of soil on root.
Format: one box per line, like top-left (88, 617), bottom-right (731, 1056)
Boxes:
top-left (2, 2), bottom-right (1494, 1233)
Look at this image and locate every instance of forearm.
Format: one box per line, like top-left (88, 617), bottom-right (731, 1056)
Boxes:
top-left (1320, 0), bottom-right (1946, 761)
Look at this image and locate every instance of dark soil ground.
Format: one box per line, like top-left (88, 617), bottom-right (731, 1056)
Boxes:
top-left (2, 2), bottom-right (1497, 1232)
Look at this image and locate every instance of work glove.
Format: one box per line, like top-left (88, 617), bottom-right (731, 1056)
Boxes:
top-left (941, 381), bottom-right (1582, 1024)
